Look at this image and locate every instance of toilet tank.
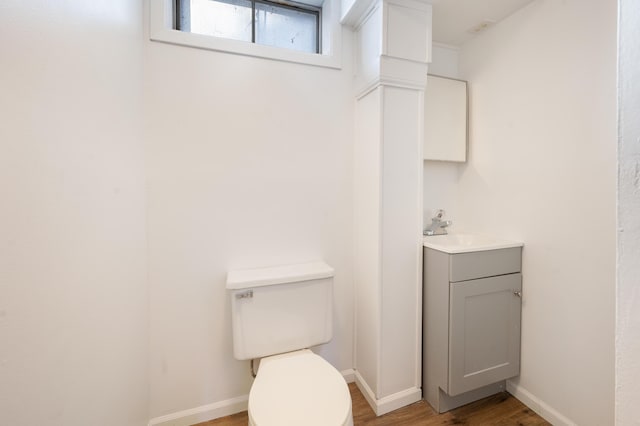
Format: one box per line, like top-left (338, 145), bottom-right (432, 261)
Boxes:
top-left (226, 261), bottom-right (334, 360)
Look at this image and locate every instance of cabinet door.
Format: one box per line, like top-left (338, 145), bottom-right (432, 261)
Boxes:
top-left (424, 75), bottom-right (467, 162)
top-left (448, 273), bottom-right (522, 396)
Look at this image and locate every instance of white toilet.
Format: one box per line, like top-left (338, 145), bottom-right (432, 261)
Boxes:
top-left (226, 261), bottom-right (353, 426)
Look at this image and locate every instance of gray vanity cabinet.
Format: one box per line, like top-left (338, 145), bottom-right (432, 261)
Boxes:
top-left (423, 247), bottom-right (522, 413)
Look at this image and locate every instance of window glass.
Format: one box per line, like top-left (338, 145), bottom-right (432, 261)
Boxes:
top-left (177, 0), bottom-right (320, 54)
top-left (255, 2), bottom-right (318, 53)
top-left (189, 0), bottom-right (252, 42)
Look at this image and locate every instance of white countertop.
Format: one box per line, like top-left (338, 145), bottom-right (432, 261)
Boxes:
top-left (423, 233), bottom-right (524, 254)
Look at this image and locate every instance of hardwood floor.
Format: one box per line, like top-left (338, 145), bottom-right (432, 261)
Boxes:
top-left (195, 383), bottom-right (550, 425)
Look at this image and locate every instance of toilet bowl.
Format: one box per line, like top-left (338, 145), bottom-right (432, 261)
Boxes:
top-left (227, 261), bottom-right (354, 426)
top-left (248, 350), bottom-right (353, 426)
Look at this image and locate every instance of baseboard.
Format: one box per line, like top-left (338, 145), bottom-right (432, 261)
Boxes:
top-left (341, 368), bottom-right (356, 383)
top-left (148, 369), bottom-right (357, 426)
top-left (354, 370), bottom-right (379, 413)
top-left (147, 394), bottom-right (248, 426)
top-left (354, 370), bottom-right (422, 416)
top-left (376, 386), bottom-right (422, 416)
top-left (506, 380), bottom-right (577, 426)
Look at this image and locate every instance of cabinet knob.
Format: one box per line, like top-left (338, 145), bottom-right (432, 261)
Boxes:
top-left (513, 290), bottom-right (522, 298)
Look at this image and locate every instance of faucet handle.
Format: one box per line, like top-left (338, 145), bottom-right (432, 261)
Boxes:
top-left (434, 209), bottom-right (445, 219)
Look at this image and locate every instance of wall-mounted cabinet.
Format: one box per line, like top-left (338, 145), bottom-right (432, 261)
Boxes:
top-left (423, 75), bottom-right (468, 162)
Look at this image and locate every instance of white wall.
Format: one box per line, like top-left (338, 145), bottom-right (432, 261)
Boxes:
top-left (450, 1), bottom-right (617, 424)
top-left (616, 1), bottom-right (640, 424)
top-left (423, 44), bottom-right (462, 228)
top-left (0, 2), bottom-right (148, 426)
top-left (144, 21), bottom-right (356, 419)
top-left (429, 45), bottom-right (460, 78)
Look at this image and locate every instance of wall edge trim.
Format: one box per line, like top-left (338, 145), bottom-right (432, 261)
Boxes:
top-left (148, 369), bottom-right (357, 425)
top-left (341, 368), bottom-right (357, 383)
top-left (147, 394), bottom-right (248, 426)
top-left (506, 380), bottom-right (577, 426)
top-left (354, 370), bottom-right (422, 416)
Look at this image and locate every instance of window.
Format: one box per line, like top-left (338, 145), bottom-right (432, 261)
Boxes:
top-left (175, 0), bottom-right (321, 54)
top-left (149, 0), bottom-right (341, 68)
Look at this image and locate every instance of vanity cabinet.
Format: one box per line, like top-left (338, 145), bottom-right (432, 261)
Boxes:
top-left (423, 246), bottom-right (522, 413)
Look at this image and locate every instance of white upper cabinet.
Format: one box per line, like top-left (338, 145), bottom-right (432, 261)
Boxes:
top-left (424, 75), bottom-right (468, 162)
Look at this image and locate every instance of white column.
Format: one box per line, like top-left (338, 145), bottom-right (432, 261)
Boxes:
top-left (345, 0), bottom-right (431, 415)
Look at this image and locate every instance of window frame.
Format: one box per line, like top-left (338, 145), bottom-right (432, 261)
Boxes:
top-left (149, 0), bottom-right (341, 69)
top-left (175, 0), bottom-right (322, 54)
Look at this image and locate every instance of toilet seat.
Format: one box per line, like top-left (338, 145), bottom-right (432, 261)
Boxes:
top-left (248, 350), bottom-right (353, 426)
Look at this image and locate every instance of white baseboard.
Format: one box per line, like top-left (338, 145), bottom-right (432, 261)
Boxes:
top-left (506, 380), bottom-right (577, 426)
top-left (148, 369), bottom-right (357, 426)
top-left (354, 370), bottom-right (378, 412)
top-left (354, 371), bottom-right (422, 416)
top-left (147, 394), bottom-right (248, 426)
top-left (341, 368), bottom-right (356, 383)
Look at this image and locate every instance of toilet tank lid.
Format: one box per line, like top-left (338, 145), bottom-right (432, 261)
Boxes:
top-left (226, 261), bottom-right (334, 290)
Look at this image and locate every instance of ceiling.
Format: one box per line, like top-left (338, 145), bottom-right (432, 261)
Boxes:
top-left (430, 0), bottom-right (536, 46)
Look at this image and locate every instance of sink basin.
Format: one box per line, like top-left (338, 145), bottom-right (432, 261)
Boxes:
top-left (423, 233), bottom-right (523, 254)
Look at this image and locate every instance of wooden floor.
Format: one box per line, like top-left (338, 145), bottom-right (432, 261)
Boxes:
top-left (195, 383), bottom-right (550, 425)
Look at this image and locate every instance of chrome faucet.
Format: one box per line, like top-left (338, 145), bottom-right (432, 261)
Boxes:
top-left (423, 209), bottom-right (452, 236)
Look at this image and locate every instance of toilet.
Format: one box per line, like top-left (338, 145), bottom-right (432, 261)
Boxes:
top-left (226, 261), bottom-right (353, 426)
